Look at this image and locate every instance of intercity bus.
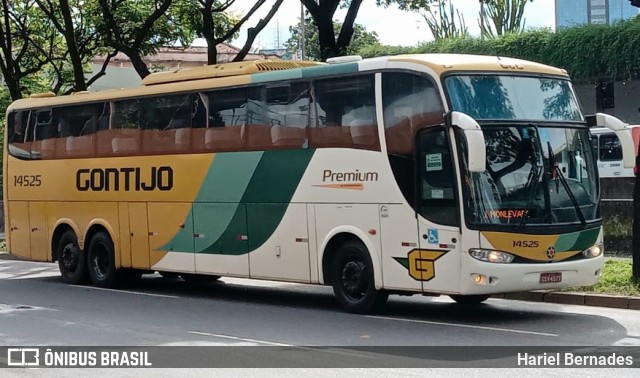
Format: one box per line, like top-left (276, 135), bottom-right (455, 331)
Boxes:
top-left (589, 125), bottom-right (640, 201)
top-left (3, 54), bottom-right (635, 313)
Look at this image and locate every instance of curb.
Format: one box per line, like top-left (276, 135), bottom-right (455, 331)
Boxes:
top-left (0, 251), bottom-right (24, 261)
top-left (493, 291), bottom-right (640, 310)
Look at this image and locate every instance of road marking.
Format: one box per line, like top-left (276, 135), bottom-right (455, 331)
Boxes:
top-left (365, 315), bottom-right (559, 337)
top-left (188, 331), bottom-right (293, 346)
top-left (69, 285), bottom-right (180, 299)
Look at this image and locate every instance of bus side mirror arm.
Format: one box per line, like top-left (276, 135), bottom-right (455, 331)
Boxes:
top-left (446, 111), bottom-right (486, 173)
top-left (586, 113), bottom-right (635, 168)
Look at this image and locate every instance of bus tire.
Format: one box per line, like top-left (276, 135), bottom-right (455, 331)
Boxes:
top-left (331, 241), bottom-right (388, 314)
top-left (86, 231), bottom-right (119, 288)
top-left (449, 294), bottom-right (490, 304)
top-left (57, 230), bottom-right (88, 285)
top-left (180, 273), bottom-right (221, 285)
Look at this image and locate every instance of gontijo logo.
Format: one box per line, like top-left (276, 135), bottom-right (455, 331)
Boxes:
top-left (76, 166), bottom-right (173, 192)
top-left (313, 169), bottom-right (379, 190)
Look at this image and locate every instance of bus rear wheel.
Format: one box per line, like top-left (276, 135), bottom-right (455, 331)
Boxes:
top-left (57, 230), bottom-right (88, 285)
top-left (331, 241), bottom-right (388, 314)
top-left (87, 231), bottom-right (119, 288)
top-left (449, 294), bottom-right (490, 304)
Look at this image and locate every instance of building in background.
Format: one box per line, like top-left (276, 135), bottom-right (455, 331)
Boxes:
top-left (555, 0), bottom-right (639, 29)
top-left (89, 43), bottom-right (283, 91)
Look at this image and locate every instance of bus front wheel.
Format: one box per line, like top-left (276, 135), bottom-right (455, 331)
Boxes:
top-left (449, 294), bottom-right (490, 304)
top-left (57, 230), bottom-right (88, 285)
top-left (331, 241), bottom-right (388, 314)
top-left (87, 231), bottom-right (118, 288)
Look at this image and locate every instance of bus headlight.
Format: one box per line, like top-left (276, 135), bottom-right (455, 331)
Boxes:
top-left (582, 243), bottom-right (603, 259)
top-left (469, 249), bottom-right (515, 263)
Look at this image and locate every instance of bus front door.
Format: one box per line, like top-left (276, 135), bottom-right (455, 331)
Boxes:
top-left (415, 127), bottom-right (462, 294)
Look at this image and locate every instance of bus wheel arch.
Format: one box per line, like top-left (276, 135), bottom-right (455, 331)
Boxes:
top-left (51, 220), bottom-right (82, 262)
top-left (85, 221), bottom-right (120, 269)
top-left (320, 229), bottom-right (383, 289)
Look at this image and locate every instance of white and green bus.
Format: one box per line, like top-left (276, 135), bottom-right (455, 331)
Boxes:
top-left (3, 54), bottom-right (634, 313)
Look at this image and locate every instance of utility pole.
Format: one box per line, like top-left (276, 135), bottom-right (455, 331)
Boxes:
top-left (300, 2), bottom-right (305, 60)
top-left (480, 0), bottom-right (485, 39)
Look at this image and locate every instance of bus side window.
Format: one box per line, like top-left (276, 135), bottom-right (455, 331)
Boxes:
top-left (140, 94), bottom-right (192, 154)
top-left (59, 103), bottom-right (102, 158)
top-left (311, 74), bottom-right (378, 150)
top-left (203, 88), bottom-right (247, 152)
top-left (599, 133), bottom-right (622, 161)
top-left (269, 82), bottom-right (310, 150)
top-left (107, 99), bottom-right (141, 156)
top-left (6, 111), bottom-right (34, 160)
top-left (382, 72), bottom-right (444, 156)
top-left (31, 109), bottom-right (56, 159)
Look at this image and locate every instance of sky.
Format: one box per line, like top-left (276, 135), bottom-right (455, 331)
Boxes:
top-left (226, 0), bottom-right (556, 50)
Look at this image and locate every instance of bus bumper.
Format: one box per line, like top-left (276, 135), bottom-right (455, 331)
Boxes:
top-left (458, 254), bottom-right (605, 295)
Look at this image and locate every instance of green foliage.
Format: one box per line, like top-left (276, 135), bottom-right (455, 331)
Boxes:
top-left (423, 0), bottom-right (468, 40)
top-left (480, 0), bottom-right (534, 38)
top-left (359, 17), bottom-right (640, 83)
top-left (286, 16), bottom-right (380, 61)
top-left (566, 259), bottom-right (640, 296)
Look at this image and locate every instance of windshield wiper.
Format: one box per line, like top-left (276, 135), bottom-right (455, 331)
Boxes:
top-left (546, 141), bottom-right (587, 226)
top-left (518, 128), bottom-right (542, 229)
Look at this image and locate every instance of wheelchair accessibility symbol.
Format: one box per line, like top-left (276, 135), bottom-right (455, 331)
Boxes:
top-left (426, 229), bottom-right (439, 244)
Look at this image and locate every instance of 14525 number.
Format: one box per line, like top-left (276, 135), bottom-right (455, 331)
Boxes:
top-left (13, 175), bottom-right (42, 187)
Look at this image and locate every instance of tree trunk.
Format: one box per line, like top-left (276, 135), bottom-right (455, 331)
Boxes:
top-left (124, 49), bottom-right (151, 78)
top-left (59, 0), bottom-right (87, 91)
top-left (202, 1), bottom-right (217, 65)
top-left (316, 14), bottom-right (337, 61)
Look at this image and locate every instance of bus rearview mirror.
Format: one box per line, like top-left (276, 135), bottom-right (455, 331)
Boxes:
top-left (449, 111), bottom-right (486, 173)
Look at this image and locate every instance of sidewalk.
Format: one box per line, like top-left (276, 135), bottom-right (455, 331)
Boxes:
top-left (493, 291), bottom-right (640, 310)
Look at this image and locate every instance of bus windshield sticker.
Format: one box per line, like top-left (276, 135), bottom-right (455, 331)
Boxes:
top-left (426, 154), bottom-right (442, 171)
top-left (431, 189), bottom-right (444, 199)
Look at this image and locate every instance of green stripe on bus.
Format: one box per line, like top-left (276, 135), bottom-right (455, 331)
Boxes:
top-left (199, 149), bottom-right (315, 254)
top-left (197, 151), bottom-right (263, 202)
top-left (554, 231), bottom-right (580, 252)
top-left (161, 152), bottom-right (262, 252)
top-left (300, 63), bottom-right (359, 79)
top-left (567, 227), bottom-right (600, 251)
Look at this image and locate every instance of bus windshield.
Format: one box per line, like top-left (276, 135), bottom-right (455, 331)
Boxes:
top-left (445, 75), bottom-right (583, 122)
top-left (458, 125), bottom-right (599, 227)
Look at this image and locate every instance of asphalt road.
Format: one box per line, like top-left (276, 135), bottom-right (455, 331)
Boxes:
top-left (1, 255), bottom-right (639, 376)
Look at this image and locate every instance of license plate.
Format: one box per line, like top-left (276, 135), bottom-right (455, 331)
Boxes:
top-left (540, 272), bottom-right (562, 283)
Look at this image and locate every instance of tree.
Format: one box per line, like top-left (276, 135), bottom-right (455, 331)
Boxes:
top-left (34, 0), bottom-right (116, 94)
top-left (422, 0), bottom-right (468, 41)
top-left (97, 0), bottom-right (191, 78)
top-left (299, 1), bottom-right (436, 61)
top-left (192, 0), bottom-right (284, 65)
top-left (286, 15), bottom-right (379, 61)
top-left (479, 0), bottom-right (534, 38)
top-left (0, 1), bottom-right (51, 100)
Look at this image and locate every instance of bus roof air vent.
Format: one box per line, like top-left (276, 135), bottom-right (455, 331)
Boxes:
top-left (29, 92), bottom-right (56, 98)
top-left (142, 60), bottom-right (325, 86)
top-left (326, 55), bottom-right (362, 64)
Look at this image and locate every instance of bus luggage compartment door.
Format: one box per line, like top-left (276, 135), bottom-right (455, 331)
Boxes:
top-left (7, 202), bottom-right (31, 260)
